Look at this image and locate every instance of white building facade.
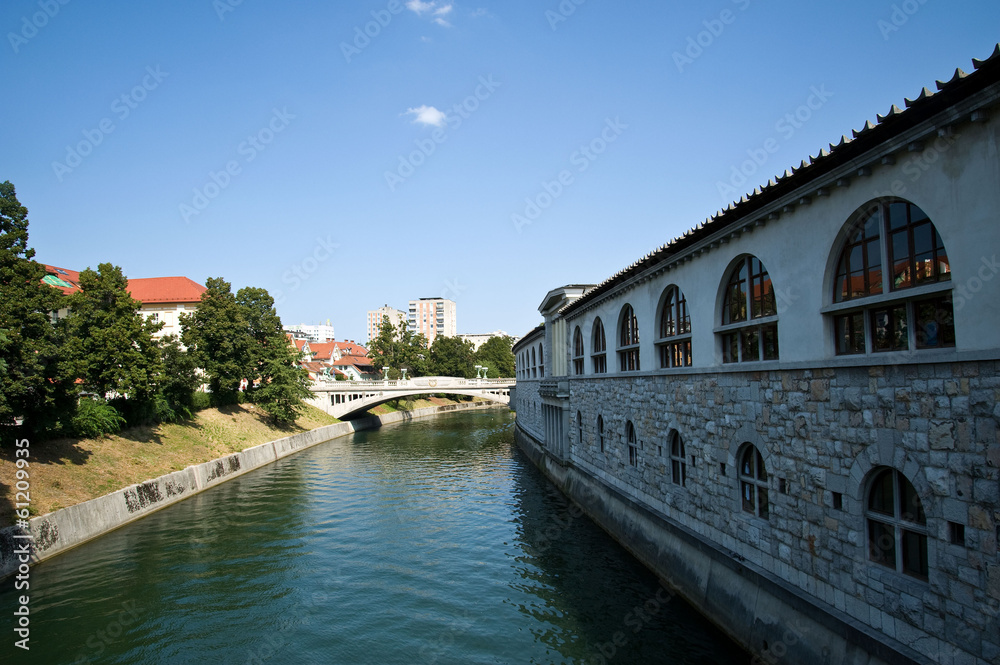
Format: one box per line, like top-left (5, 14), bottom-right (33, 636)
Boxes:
top-left (367, 305), bottom-right (407, 344)
top-left (408, 297), bottom-right (457, 346)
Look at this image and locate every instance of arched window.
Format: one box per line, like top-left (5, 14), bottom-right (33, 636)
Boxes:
top-left (866, 468), bottom-right (928, 580)
top-left (657, 286), bottom-right (692, 369)
top-left (531, 347), bottom-right (536, 378)
top-left (721, 256), bottom-right (778, 363)
top-left (573, 326), bottom-right (585, 375)
top-left (626, 421), bottom-right (638, 467)
top-left (576, 411), bottom-right (583, 446)
top-left (538, 344), bottom-right (544, 378)
top-left (591, 318), bottom-right (607, 374)
top-left (618, 304), bottom-right (640, 372)
top-left (669, 431), bottom-right (686, 487)
top-left (831, 200), bottom-right (953, 355)
top-left (597, 414), bottom-right (605, 452)
top-left (739, 444), bottom-right (768, 518)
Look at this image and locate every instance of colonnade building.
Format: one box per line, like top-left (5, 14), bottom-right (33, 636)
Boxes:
top-left (512, 48), bottom-right (1000, 665)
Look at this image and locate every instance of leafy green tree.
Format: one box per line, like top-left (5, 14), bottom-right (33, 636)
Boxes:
top-left (368, 316), bottom-right (428, 378)
top-left (0, 181), bottom-right (74, 435)
top-left (180, 277), bottom-right (250, 404)
top-left (428, 335), bottom-right (476, 378)
top-left (235, 286), bottom-right (311, 423)
top-left (158, 334), bottom-right (199, 419)
top-left (475, 335), bottom-right (515, 378)
top-left (65, 263), bottom-right (164, 411)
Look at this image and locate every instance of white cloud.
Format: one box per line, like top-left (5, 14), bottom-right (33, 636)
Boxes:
top-left (433, 17), bottom-right (452, 27)
top-left (434, 4), bottom-right (453, 15)
top-left (405, 0), bottom-right (435, 15)
top-left (405, 105), bottom-right (448, 128)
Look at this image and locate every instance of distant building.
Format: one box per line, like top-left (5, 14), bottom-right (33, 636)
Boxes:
top-left (459, 330), bottom-right (516, 352)
top-left (367, 305), bottom-right (407, 344)
top-left (128, 277), bottom-right (207, 339)
top-left (285, 323), bottom-right (335, 343)
top-left (408, 297), bottom-right (456, 346)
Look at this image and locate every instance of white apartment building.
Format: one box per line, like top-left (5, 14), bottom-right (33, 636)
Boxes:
top-left (284, 323), bottom-right (335, 343)
top-left (366, 305), bottom-right (407, 343)
top-left (408, 298), bottom-right (456, 346)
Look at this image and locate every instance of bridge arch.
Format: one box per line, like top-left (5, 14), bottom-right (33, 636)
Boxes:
top-left (307, 377), bottom-right (514, 419)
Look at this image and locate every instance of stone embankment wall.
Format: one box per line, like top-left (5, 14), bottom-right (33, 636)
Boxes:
top-left (513, 360), bottom-right (1000, 665)
top-left (0, 402), bottom-right (499, 578)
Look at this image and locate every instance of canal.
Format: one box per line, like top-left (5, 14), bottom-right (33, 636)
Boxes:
top-left (2, 410), bottom-right (750, 664)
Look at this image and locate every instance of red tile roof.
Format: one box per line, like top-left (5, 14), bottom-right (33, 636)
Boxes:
top-left (127, 277), bottom-right (206, 304)
top-left (40, 264), bottom-right (83, 295)
top-left (309, 342), bottom-right (336, 361)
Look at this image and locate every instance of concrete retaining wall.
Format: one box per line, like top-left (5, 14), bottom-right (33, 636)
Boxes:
top-left (0, 401), bottom-right (499, 578)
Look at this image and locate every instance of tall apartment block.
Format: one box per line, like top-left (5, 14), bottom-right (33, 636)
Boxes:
top-left (408, 298), bottom-right (456, 346)
top-left (366, 305), bottom-right (407, 344)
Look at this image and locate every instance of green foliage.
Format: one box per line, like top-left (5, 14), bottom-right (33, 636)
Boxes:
top-left (65, 263), bottom-right (164, 410)
top-left (474, 335), bottom-right (515, 378)
top-left (71, 397), bottom-right (126, 438)
top-left (428, 336), bottom-right (477, 378)
top-left (158, 334), bottom-right (199, 420)
top-left (191, 391), bottom-right (212, 411)
top-left (0, 181), bottom-right (74, 435)
top-left (368, 315), bottom-right (429, 378)
top-left (181, 277), bottom-right (250, 404)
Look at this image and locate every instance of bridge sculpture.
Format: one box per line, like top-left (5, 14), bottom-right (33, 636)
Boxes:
top-left (307, 376), bottom-right (515, 419)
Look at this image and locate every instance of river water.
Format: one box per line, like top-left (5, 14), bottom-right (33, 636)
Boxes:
top-left (2, 410), bottom-right (749, 664)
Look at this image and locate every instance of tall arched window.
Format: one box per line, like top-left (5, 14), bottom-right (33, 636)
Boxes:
top-left (626, 421), bottom-right (638, 467)
top-left (573, 326), bottom-right (585, 375)
top-left (831, 200), bottom-right (953, 355)
top-left (576, 411), bottom-right (583, 446)
top-left (866, 468), bottom-right (928, 580)
top-left (531, 347), bottom-right (536, 378)
top-left (657, 286), bottom-right (692, 369)
top-left (669, 431), bottom-right (686, 487)
top-left (618, 304), bottom-right (640, 372)
top-left (538, 344), bottom-right (544, 378)
top-left (721, 256), bottom-right (778, 363)
top-left (592, 318), bottom-right (607, 374)
top-left (597, 414), bottom-right (605, 452)
top-left (739, 444), bottom-right (768, 519)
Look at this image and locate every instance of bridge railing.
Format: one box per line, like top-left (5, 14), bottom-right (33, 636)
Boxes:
top-left (310, 377), bottom-right (515, 391)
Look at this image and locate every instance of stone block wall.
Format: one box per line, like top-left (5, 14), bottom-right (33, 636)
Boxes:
top-left (565, 360), bottom-right (1000, 664)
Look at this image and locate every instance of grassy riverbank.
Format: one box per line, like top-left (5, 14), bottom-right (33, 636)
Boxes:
top-left (0, 396), bottom-right (471, 527)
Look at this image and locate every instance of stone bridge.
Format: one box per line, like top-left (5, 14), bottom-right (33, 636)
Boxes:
top-left (307, 377), bottom-right (514, 419)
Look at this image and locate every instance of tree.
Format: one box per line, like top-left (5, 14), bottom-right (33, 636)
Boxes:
top-left (235, 286), bottom-right (311, 424)
top-left (0, 181), bottom-right (74, 435)
top-left (180, 277), bottom-right (250, 404)
top-left (368, 316), bottom-right (429, 378)
top-left (428, 336), bottom-right (476, 378)
top-left (65, 263), bottom-right (164, 411)
top-left (158, 334), bottom-right (199, 419)
top-left (475, 335), bottom-right (515, 378)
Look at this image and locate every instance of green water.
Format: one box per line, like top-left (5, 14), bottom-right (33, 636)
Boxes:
top-left (2, 411), bottom-right (749, 664)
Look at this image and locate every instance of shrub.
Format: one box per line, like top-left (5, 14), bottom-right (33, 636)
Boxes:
top-left (191, 391), bottom-right (212, 411)
top-left (71, 398), bottom-right (126, 438)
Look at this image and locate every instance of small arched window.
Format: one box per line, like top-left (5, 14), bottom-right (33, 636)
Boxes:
top-left (739, 444), bottom-right (768, 519)
top-left (832, 200), bottom-right (953, 355)
top-left (531, 347), bottom-right (537, 378)
top-left (658, 286), bottom-right (692, 369)
top-left (866, 468), bottom-right (928, 580)
top-left (618, 304), bottom-right (640, 372)
top-left (592, 318), bottom-right (607, 374)
top-left (576, 411), bottom-right (583, 446)
top-left (626, 421), bottom-right (638, 467)
top-left (573, 326), bottom-right (585, 375)
top-left (538, 344), bottom-right (544, 378)
top-left (669, 431), bottom-right (686, 487)
top-left (721, 256), bottom-right (778, 363)
top-left (597, 414), bottom-right (605, 452)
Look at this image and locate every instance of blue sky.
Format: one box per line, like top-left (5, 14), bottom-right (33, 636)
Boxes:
top-left (2, 0), bottom-right (998, 343)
